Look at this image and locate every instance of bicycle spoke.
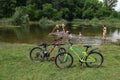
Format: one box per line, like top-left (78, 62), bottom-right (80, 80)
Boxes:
top-left (55, 52), bottom-right (73, 68)
top-left (85, 52), bottom-right (103, 68)
top-left (30, 47), bottom-right (44, 62)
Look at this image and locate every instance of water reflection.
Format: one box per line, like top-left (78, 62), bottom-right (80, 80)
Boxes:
top-left (111, 30), bottom-right (120, 42)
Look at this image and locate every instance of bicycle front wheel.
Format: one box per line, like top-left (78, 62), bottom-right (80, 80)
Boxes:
top-left (85, 52), bottom-right (104, 68)
top-left (55, 52), bottom-right (73, 69)
top-left (58, 47), bottom-right (66, 53)
top-left (30, 47), bottom-right (44, 62)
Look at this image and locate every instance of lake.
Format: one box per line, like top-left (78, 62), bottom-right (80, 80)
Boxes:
top-left (0, 24), bottom-right (120, 45)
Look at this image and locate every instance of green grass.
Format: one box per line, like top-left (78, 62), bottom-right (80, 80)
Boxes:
top-left (0, 42), bottom-right (120, 80)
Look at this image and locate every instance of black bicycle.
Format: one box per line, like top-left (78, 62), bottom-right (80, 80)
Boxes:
top-left (30, 38), bottom-right (66, 62)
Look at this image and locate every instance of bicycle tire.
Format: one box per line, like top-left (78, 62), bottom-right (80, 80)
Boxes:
top-left (30, 47), bottom-right (44, 62)
top-left (58, 47), bottom-right (66, 54)
top-left (55, 52), bottom-right (73, 68)
top-left (85, 52), bottom-right (104, 68)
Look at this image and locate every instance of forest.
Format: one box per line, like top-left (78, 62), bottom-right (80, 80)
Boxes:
top-left (0, 0), bottom-right (120, 25)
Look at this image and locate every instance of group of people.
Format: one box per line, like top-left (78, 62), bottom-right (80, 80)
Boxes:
top-left (49, 23), bottom-right (82, 41)
top-left (50, 23), bottom-right (66, 37)
top-left (49, 23), bottom-right (107, 43)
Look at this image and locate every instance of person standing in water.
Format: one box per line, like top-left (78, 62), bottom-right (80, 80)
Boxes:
top-left (79, 32), bottom-right (82, 41)
top-left (102, 25), bottom-right (107, 45)
top-left (49, 24), bottom-right (60, 37)
top-left (102, 25), bottom-right (107, 40)
top-left (51, 24), bottom-right (59, 33)
top-left (61, 23), bottom-right (66, 35)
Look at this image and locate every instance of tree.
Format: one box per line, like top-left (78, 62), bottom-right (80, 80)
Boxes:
top-left (25, 4), bottom-right (40, 21)
top-left (0, 0), bottom-right (119, 21)
top-left (82, 7), bottom-right (94, 19)
top-left (42, 3), bottom-right (60, 20)
top-left (61, 8), bottom-right (70, 20)
top-left (0, 0), bottom-right (16, 18)
top-left (16, 0), bottom-right (27, 6)
top-left (11, 7), bottom-right (29, 25)
top-left (95, 7), bottom-right (111, 18)
top-left (82, 0), bottom-right (100, 19)
top-left (103, 0), bottom-right (118, 10)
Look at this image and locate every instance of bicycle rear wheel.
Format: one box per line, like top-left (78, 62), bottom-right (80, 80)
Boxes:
top-left (30, 47), bottom-right (44, 62)
top-left (85, 52), bottom-right (104, 68)
top-left (55, 52), bottom-right (73, 68)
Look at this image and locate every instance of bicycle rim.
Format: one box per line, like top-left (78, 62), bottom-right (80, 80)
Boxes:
top-left (55, 52), bottom-right (73, 68)
top-left (30, 47), bottom-right (44, 62)
top-left (85, 52), bottom-right (103, 68)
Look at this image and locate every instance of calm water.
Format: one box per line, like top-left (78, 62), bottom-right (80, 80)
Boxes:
top-left (0, 24), bottom-right (120, 45)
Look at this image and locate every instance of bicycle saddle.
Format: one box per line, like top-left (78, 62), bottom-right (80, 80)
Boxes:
top-left (83, 45), bottom-right (92, 48)
top-left (39, 42), bottom-right (49, 47)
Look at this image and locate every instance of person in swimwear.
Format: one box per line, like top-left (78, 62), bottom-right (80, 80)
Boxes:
top-left (49, 24), bottom-right (60, 36)
top-left (61, 23), bottom-right (66, 35)
top-left (102, 25), bottom-right (107, 40)
top-left (79, 32), bottom-right (82, 41)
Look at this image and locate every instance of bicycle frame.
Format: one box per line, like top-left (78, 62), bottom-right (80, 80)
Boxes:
top-left (49, 41), bottom-right (60, 53)
top-left (65, 39), bottom-right (96, 63)
top-left (55, 39), bottom-right (104, 68)
top-left (41, 38), bottom-right (64, 55)
top-left (68, 45), bottom-right (87, 62)
top-left (29, 37), bottom-right (66, 62)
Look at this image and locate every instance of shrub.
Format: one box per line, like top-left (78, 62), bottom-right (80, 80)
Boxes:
top-left (10, 7), bottom-right (29, 25)
top-left (39, 17), bottom-right (55, 28)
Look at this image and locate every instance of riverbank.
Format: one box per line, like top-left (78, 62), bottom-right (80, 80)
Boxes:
top-left (71, 18), bottom-right (120, 29)
top-left (0, 42), bottom-right (120, 80)
top-left (112, 39), bottom-right (120, 45)
top-left (0, 18), bottom-right (120, 29)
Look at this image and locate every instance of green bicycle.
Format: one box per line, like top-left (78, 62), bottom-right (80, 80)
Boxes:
top-left (55, 39), bottom-right (104, 68)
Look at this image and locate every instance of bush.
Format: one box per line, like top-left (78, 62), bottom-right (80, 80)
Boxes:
top-left (39, 17), bottom-right (55, 28)
top-left (10, 7), bottom-right (29, 25)
top-left (54, 19), bottom-right (68, 25)
top-left (39, 17), bottom-right (68, 29)
top-left (91, 17), bottom-right (99, 21)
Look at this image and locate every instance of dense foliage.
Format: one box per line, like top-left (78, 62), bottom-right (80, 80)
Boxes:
top-left (0, 0), bottom-right (120, 22)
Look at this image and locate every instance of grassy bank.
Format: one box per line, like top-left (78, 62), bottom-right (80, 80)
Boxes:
top-left (0, 22), bottom-right (20, 28)
top-left (1, 18), bottom-right (120, 28)
top-left (0, 42), bottom-right (120, 80)
top-left (72, 18), bottom-right (120, 28)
